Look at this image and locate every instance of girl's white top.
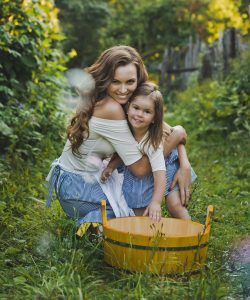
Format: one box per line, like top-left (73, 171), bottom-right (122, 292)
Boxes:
top-left (137, 133), bottom-right (166, 172)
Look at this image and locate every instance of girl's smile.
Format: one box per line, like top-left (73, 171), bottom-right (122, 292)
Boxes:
top-left (128, 95), bottom-right (155, 132)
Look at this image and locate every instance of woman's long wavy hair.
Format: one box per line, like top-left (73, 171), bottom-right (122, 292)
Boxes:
top-left (67, 45), bottom-right (148, 156)
top-left (129, 82), bottom-right (164, 152)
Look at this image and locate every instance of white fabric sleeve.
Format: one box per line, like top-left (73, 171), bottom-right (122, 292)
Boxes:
top-left (139, 143), bottom-right (166, 172)
top-left (90, 117), bottom-right (142, 166)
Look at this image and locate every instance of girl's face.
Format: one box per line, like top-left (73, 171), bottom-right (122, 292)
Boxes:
top-left (128, 95), bottom-right (155, 131)
top-left (107, 63), bottom-right (138, 105)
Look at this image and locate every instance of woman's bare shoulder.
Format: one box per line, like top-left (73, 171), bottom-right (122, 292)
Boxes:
top-left (93, 97), bottom-right (126, 120)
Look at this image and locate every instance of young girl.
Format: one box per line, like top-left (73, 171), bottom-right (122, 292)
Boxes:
top-left (101, 82), bottom-right (197, 221)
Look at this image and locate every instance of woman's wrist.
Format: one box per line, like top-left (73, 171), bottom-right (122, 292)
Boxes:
top-left (179, 160), bottom-right (191, 169)
top-left (177, 144), bottom-right (191, 169)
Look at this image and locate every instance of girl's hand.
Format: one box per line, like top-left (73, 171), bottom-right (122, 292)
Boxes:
top-left (100, 166), bottom-right (113, 183)
top-left (170, 165), bottom-right (191, 206)
top-left (143, 201), bottom-right (162, 222)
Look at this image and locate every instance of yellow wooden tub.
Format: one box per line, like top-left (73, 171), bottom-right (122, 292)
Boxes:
top-left (101, 200), bottom-right (214, 274)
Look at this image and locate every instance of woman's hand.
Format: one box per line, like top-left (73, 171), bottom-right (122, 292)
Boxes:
top-left (143, 201), bottom-right (162, 222)
top-left (170, 164), bottom-right (191, 206)
top-left (100, 166), bottom-right (113, 183)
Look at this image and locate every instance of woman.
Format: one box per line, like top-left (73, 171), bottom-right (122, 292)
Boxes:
top-left (46, 45), bottom-right (189, 225)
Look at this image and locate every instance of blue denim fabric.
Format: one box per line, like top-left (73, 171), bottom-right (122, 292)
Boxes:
top-left (122, 148), bottom-right (197, 208)
top-left (46, 166), bottom-right (115, 225)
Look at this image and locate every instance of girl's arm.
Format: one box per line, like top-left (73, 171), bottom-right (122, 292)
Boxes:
top-left (128, 125), bottom-right (187, 177)
top-left (143, 170), bottom-right (166, 222)
top-left (170, 144), bottom-right (192, 206)
top-left (100, 153), bottom-right (123, 183)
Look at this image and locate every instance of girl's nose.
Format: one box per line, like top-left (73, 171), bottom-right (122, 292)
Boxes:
top-left (136, 110), bottom-right (143, 116)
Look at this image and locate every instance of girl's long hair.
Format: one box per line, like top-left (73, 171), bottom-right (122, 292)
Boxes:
top-left (67, 45), bottom-right (148, 156)
top-left (129, 82), bottom-right (164, 152)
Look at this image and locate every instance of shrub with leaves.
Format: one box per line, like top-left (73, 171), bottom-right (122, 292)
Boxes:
top-left (169, 51), bottom-right (250, 135)
top-left (0, 0), bottom-right (68, 160)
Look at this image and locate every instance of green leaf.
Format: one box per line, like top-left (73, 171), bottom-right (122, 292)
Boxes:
top-left (0, 120), bottom-right (13, 136)
top-left (20, 55), bottom-right (37, 68)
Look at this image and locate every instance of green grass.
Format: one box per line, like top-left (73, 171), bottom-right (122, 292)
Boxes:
top-left (0, 127), bottom-right (249, 299)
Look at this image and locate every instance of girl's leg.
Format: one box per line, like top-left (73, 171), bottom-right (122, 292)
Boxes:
top-left (166, 191), bottom-right (191, 220)
top-left (133, 207), bottom-right (147, 216)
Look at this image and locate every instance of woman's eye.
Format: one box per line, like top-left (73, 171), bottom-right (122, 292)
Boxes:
top-left (128, 80), bottom-right (136, 84)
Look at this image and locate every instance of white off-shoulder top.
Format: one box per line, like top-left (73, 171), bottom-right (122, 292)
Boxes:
top-left (59, 117), bottom-right (143, 173)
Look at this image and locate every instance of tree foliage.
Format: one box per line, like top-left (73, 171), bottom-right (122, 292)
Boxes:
top-left (191, 0), bottom-right (250, 43)
top-left (0, 0), bottom-right (68, 160)
top-left (100, 0), bottom-right (194, 60)
top-left (56, 0), bottom-right (249, 70)
top-left (55, 0), bottom-right (109, 68)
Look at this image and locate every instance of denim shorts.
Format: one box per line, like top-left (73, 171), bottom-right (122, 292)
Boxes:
top-left (46, 165), bottom-right (115, 225)
top-left (122, 148), bottom-right (197, 209)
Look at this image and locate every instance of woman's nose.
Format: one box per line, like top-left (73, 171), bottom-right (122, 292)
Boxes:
top-left (119, 84), bottom-right (127, 93)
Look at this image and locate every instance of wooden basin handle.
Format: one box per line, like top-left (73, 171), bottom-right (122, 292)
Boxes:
top-left (101, 199), bottom-right (107, 226)
top-left (205, 205), bottom-right (214, 228)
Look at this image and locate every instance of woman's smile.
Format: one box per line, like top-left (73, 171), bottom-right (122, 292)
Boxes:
top-left (107, 63), bottom-right (138, 105)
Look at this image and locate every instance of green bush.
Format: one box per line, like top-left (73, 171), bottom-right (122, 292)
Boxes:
top-left (0, 0), bottom-right (68, 161)
top-left (167, 52), bottom-right (250, 136)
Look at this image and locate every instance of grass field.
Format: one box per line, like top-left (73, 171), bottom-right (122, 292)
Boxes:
top-left (0, 120), bottom-right (250, 299)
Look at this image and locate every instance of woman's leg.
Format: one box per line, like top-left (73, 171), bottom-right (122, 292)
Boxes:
top-left (56, 171), bottom-right (115, 224)
top-left (166, 191), bottom-right (191, 220)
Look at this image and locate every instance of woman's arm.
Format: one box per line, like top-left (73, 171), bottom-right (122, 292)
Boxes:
top-left (163, 125), bottom-right (187, 156)
top-left (170, 144), bottom-right (192, 206)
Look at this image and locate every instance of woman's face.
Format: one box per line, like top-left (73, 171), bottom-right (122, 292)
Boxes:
top-left (107, 63), bottom-right (138, 105)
